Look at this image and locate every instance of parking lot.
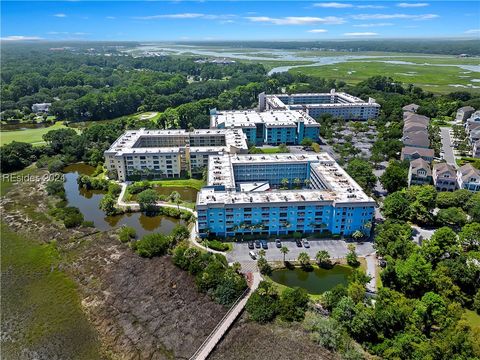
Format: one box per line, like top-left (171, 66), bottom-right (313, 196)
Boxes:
top-left (226, 238), bottom-right (374, 263)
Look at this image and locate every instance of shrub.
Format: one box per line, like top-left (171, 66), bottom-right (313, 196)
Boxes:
top-left (46, 180), bottom-right (65, 198)
top-left (128, 181), bottom-right (152, 195)
top-left (246, 281), bottom-right (279, 323)
top-left (62, 207), bottom-right (84, 228)
top-left (119, 226), bottom-right (136, 243)
top-left (303, 312), bottom-right (343, 351)
top-left (134, 233), bottom-right (172, 257)
top-left (205, 239), bottom-right (229, 251)
top-left (279, 287), bottom-right (309, 322)
top-left (257, 257), bottom-right (272, 275)
top-left (47, 158), bottom-right (65, 173)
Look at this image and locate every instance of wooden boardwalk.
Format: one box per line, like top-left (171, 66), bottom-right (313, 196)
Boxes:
top-left (190, 272), bottom-right (261, 360)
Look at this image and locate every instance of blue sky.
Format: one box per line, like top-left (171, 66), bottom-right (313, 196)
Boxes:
top-left (1, 1), bottom-right (479, 41)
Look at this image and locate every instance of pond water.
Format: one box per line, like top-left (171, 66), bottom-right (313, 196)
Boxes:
top-left (154, 186), bottom-right (198, 202)
top-left (269, 265), bottom-right (352, 294)
top-left (62, 164), bottom-right (185, 238)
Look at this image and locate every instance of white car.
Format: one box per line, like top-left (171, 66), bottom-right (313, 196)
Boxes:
top-left (249, 251), bottom-right (257, 260)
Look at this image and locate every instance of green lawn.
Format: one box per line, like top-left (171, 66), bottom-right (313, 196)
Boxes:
top-left (151, 178), bottom-right (205, 191)
top-left (1, 223), bottom-right (102, 359)
top-left (290, 61), bottom-right (480, 94)
top-left (0, 121), bottom-right (80, 146)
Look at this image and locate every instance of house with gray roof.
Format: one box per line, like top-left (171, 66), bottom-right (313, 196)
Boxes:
top-left (401, 146), bottom-right (434, 162)
top-left (403, 131), bottom-right (430, 149)
top-left (456, 106), bottom-right (475, 122)
top-left (402, 103), bottom-right (420, 113)
top-left (433, 163), bottom-right (458, 192)
top-left (408, 158), bottom-right (432, 186)
top-left (457, 164), bottom-right (480, 192)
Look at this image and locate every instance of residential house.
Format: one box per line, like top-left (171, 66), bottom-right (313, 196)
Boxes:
top-left (402, 104), bottom-right (420, 113)
top-left (473, 139), bottom-right (480, 158)
top-left (408, 158), bottom-right (432, 186)
top-left (31, 103), bottom-right (51, 113)
top-left (457, 164), bottom-right (480, 192)
top-left (433, 163), bottom-right (458, 192)
top-left (456, 106), bottom-right (475, 122)
top-left (401, 146), bottom-right (435, 162)
top-left (403, 130), bottom-right (430, 149)
top-left (404, 113), bottom-right (429, 126)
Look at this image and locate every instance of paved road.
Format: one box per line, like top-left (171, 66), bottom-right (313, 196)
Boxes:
top-left (227, 239), bottom-right (374, 263)
top-left (365, 252), bottom-right (377, 293)
top-left (440, 127), bottom-right (457, 167)
top-left (191, 272), bottom-right (262, 360)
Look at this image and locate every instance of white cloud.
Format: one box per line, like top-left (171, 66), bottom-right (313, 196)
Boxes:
top-left (307, 29), bottom-right (328, 33)
top-left (353, 22), bottom-right (393, 27)
top-left (344, 32), bottom-right (379, 36)
top-left (53, 13), bottom-right (67, 18)
top-left (246, 16), bottom-right (345, 25)
top-left (356, 5), bottom-right (386, 9)
top-left (397, 2), bottom-right (429, 7)
top-left (1, 35), bottom-right (43, 41)
top-left (134, 13), bottom-right (234, 20)
top-left (313, 2), bottom-right (353, 8)
top-left (352, 13), bottom-right (438, 20)
top-left (465, 29), bottom-right (480, 34)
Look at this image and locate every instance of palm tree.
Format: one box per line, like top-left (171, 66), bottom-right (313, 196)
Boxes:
top-left (293, 178), bottom-right (301, 189)
top-left (258, 249), bottom-right (266, 258)
top-left (304, 179), bottom-right (311, 188)
top-left (315, 250), bottom-right (331, 268)
top-left (297, 252), bottom-right (310, 268)
top-left (280, 246), bottom-right (289, 263)
top-left (352, 230), bottom-right (364, 241)
top-left (170, 191), bottom-right (181, 209)
top-left (280, 178), bottom-right (289, 189)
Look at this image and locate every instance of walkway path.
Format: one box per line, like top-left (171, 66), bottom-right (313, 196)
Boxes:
top-left (116, 182), bottom-right (226, 255)
top-left (365, 252), bottom-right (377, 293)
top-left (190, 272), bottom-right (262, 360)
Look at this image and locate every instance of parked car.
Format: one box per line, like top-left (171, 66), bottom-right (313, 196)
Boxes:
top-left (296, 239), bottom-right (303, 247)
top-left (255, 240), bottom-right (261, 248)
top-left (261, 239), bottom-right (268, 249)
top-left (275, 239), bottom-right (282, 248)
top-left (249, 251), bottom-right (257, 260)
top-left (247, 241), bottom-right (254, 249)
top-left (302, 238), bottom-right (310, 248)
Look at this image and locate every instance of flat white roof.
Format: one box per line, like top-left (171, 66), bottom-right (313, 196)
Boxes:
top-left (200, 152), bottom-right (375, 206)
top-left (210, 109), bottom-right (319, 129)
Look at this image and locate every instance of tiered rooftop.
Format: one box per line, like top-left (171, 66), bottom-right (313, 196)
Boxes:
top-left (199, 152), bottom-right (375, 206)
top-left (104, 128), bottom-right (248, 156)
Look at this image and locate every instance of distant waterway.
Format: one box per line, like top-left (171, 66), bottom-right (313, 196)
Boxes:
top-left (128, 44), bottom-right (480, 75)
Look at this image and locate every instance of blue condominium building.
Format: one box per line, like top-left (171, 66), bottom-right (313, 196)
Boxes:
top-left (196, 153), bottom-right (375, 238)
top-left (210, 109), bottom-right (320, 146)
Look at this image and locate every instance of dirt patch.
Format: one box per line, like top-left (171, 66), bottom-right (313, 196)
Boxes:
top-left (1, 169), bottom-right (227, 359)
top-left (210, 314), bottom-right (338, 360)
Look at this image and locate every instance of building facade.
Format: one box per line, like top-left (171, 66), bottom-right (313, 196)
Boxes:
top-left (408, 158), bottom-right (432, 186)
top-left (104, 128), bottom-right (249, 181)
top-left (197, 153), bottom-right (375, 238)
top-left (433, 163), bottom-right (458, 192)
top-left (259, 90), bottom-right (380, 121)
top-left (210, 109), bottom-right (320, 145)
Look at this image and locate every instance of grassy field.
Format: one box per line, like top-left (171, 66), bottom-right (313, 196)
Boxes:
top-left (1, 223), bottom-right (102, 359)
top-left (289, 61), bottom-right (480, 94)
top-left (0, 121), bottom-right (80, 146)
top-left (151, 178), bottom-right (205, 191)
